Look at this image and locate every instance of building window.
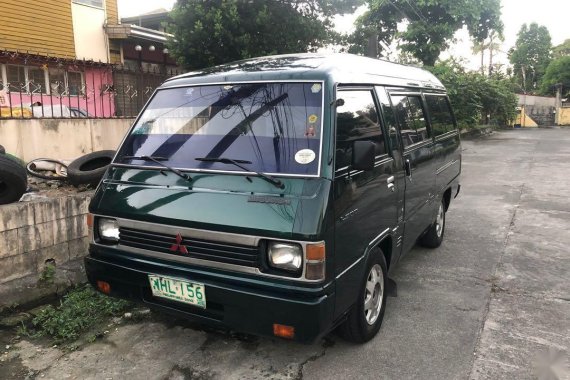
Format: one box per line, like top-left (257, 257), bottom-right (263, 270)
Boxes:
top-left (48, 69), bottom-right (84, 96)
top-left (6, 65), bottom-right (26, 92)
top-left (72, 0), bottom-right (104, 8)
top-left (4, 64), bottom-right (48, 94)
top-left (67, 72), bottom-right (83, 96)
top-left (28, 67), bottom-right (46, 94)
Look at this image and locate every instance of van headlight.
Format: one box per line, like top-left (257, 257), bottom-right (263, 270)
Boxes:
top-left (98, 218), bottom-right (119, 243)
top-left (267, 242), bottom-right (303, 271)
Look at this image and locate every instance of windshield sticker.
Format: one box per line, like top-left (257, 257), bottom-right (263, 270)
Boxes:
top-left (295, 149), bottom-right (316, 164)
top-left (305, 126), bottom-right (316, 137)
top-left (185, 88), bottom-right (194, 96)
top-left (308, 114), bottom-right (318, 123)
top-left (311, 83), bottom-right (322, 93)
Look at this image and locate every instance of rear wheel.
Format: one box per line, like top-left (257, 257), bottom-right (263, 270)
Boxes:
top-left (340, 250), bottom-right (388, 343)
top-left (419, 199), bottom-right (446, 248)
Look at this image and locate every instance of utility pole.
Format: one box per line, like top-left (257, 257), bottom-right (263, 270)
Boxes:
top-left (554, 83), bottom-right (562, 126)
top-left (367, 35), bottom-right (378, 58)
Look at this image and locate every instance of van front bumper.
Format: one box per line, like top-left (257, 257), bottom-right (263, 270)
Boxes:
top-left (84, 250), bottom-right (335, 343)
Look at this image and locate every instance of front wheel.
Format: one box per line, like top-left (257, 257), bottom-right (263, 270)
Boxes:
top-left (419, 199), bottom-right (446, 248)
top-left (340, 251), bottom-right (388, 343)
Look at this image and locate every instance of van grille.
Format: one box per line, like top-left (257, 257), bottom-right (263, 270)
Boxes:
top-left (118, 227), bottom-right (260, 267)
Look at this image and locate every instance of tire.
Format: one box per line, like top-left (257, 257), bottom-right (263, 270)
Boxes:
top-left (0, 155), bottom-right (27, 205)
top-left (340, 250), bottom-right (388, 343)
top-left (419, 199), bottom-right (446, 248)
top-left (26, 158), bottom-right (68, 180)
top-left (67, 150), bottom-right (115, 186)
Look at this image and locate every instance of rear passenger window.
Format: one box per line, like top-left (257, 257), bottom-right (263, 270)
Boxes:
top-left (335, 90), bottom-right (386, 170)
top-left (391, 95), bottom-right (430, 148)
top-left (425, 95), bottom-right (455, 136)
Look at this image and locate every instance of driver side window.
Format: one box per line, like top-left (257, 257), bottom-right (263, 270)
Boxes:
top-left (335, 90), bottom-right (386, 171)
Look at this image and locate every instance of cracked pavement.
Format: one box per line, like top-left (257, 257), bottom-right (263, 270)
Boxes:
top-left (1, 128), bottom-right (569, 379)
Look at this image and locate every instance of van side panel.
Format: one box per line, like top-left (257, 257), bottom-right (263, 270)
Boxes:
top-left (434, 132), bottom-right (461, 194)
top-left (332, 87), bottom-right (399, 319)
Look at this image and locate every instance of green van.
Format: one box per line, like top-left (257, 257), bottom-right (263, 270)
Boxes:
top-left (85, 53), bottom-right (461, 343)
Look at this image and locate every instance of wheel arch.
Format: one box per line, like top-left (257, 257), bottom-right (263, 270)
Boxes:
top-left (367, 235), bottom-right (393, 272)
top-left (443, 187), bottom-right (452, 211)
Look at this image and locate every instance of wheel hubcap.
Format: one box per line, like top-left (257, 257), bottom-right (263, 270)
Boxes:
top-left (435, 204), bottom-right (444, 238)
top-left (364, 264), bottom-right (384, 325)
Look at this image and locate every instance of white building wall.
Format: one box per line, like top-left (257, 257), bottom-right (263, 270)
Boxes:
top-left (71, 3), bottom-right (109, 62)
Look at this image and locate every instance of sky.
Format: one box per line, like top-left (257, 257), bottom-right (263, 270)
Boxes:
top-left (118, 0), bottom-right (569, 70)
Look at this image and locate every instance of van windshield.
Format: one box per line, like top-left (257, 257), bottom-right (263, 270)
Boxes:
top-left (116, 82), bottom-right (324, 176)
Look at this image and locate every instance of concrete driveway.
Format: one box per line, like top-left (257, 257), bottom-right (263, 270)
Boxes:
top-left (2, 128), bottom-right (569, 379)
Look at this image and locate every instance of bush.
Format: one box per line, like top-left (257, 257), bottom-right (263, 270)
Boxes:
top-left (428, 60), bottom-right (518, 129)
top-left (24, 285), bottom-right (132, 343)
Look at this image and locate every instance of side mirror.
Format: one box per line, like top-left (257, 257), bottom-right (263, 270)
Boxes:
top-left (352, 141), bottom-right (375, 171)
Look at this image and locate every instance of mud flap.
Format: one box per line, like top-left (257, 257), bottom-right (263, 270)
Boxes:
top-left (386, 277), bottom-right (398, 297)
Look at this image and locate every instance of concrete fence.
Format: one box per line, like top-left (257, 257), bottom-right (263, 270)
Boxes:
top-left (0, 118), bottom-right (135, 162)
top-left (0, 192), bottom-right (92, 284)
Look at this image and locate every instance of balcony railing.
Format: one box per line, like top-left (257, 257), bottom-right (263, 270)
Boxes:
top-left (0, 65), bottom-right (183, 119)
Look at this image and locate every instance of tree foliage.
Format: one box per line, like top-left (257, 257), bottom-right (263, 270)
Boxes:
top-left (167, 0), bottom-right (362, 70)
top-left (508, 23), bottom-right (552, 93)
top-left (540, 56), bottom-right (570, 96)
top-left (348, 0), bottom-right (502, 66)
top-left (428, 60), bottom-right (517, 129)
top-left (553, 39), bottom-right (570, 59)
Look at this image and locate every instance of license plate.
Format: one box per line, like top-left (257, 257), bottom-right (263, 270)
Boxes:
top-left (148, 275), bottom-right (206, 308)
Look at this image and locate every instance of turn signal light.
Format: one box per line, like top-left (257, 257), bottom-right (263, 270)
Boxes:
top-left (305, 242), bottom-right (325, 280)
top-left (86, 213), bottom-right (94, 228)
top-left (97, 280), bottom-right (111, 295)
top-left (273, 323), bottom-right (295, 339)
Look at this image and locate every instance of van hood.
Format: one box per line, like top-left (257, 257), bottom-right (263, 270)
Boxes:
top-left (90, 167), bottom-right (330, 240)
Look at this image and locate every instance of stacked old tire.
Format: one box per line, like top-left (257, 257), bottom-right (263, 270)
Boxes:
top-left (67, 150), bottom-right (115, 186)
top-left (0, 144), bottom-right (28, 205)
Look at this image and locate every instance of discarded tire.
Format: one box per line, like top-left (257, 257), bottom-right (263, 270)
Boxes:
top-left (67, 150), bottom-right (115, 186)
top-left (26, 158), bottom-right (68, 180)
top-left (0, 155), bottom-right (27, 204)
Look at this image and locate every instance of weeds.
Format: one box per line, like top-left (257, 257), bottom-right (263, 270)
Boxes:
top-left (38, 260), bottom-right (56, 285)
top-left (20, 284), bottom-right (133, 344)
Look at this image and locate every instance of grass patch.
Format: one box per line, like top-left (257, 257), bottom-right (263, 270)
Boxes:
top-left (19, 284), bottom-right (133, 344)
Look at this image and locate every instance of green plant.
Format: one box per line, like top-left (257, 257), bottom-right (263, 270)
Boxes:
top-left (26, 285), bottom-right (132, 343)
top-left (38, 262), bottom-right (56, 285)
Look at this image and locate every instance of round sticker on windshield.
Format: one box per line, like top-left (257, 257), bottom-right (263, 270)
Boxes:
top-left (295, 149), bottom-right (316, 165)
top-left (308, 114), bottom-right (318, 123)
top-left (311, 83), bottom-right (322, 93)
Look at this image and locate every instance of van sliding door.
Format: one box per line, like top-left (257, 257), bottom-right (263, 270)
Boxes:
top-left (389, 93), bottom-right (436, 255)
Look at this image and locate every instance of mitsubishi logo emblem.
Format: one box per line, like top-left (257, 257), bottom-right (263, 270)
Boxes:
top-left (170, 233), bottom-right (188, 254)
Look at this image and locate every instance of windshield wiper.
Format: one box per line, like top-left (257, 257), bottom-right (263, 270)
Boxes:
top-left (195, 157), bottom-right (284, 189)
top-left (121, 155), bottom-right (192, 183)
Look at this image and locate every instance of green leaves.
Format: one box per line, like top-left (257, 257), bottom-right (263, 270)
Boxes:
top-left (428, 60), bottom-right (517, 129)
top-left (508, 23), bottom-right (553, 93)
top-left (349, 0), bottom-right (502, 66)
top-left (540, 56), bottom-right (570, 96)
top-left (25, 285), bottom-right (132, 344)
top-left (168, 0), bottom-right (362, 70)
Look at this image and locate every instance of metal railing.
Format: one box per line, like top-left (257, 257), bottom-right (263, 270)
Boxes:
top-left (0, 65), bottom-right (183, 119)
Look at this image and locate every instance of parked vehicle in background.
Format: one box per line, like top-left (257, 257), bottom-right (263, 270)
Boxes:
top-left (69, 107), bottom-right (90, 118)
top-left (84, 53), bottom-right (461, 343)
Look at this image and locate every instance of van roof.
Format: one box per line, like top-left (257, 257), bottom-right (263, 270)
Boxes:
top-left (162, 53), bottom-right (445, 91)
